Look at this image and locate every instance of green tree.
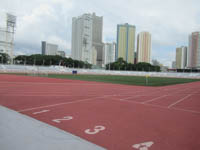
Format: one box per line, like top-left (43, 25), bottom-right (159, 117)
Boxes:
top-left (0, 53), bottom-right (10, 64)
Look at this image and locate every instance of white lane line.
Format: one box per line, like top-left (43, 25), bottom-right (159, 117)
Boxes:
top-left (141, 95), bottom-right (168, 104)
top-left (33, 110), bottom-right (50, 115)
top-left (3, 94), bottom-right (73, 97)
top-left (112, 98), bottom-right (200, 114)
top-left (119, 95), bottom-right (142, 101)
top-left (18, 95), bottom-right (111, 113)
top-left (171, 107), bottom-right (200, 114)
top-left (167, 94), bottom-right (192, 108)
top-left (3, 94), bottom-right (113, 97)
top-left (0, 81), bottom-right (110, 86)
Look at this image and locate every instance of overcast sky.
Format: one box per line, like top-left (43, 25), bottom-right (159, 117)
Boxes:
top-left (0, 0), bottom-right (199, 66)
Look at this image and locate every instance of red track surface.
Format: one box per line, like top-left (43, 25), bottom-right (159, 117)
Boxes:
top-left (0, 74), bottom-right (200, 150)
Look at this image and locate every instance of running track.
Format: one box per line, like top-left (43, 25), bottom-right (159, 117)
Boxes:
top-left (0, 74), bottom-right (200, 150)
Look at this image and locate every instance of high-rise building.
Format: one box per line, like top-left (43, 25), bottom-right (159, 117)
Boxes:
top-left (116, 23), bottom-right (136, 63)
top-left (71, 13), bottom-right (103, 66)
top-left (103, 42), bottom-right (116, 66)
top-left (0, 13), bottom-right (16, 60)
top-left (187, 32), bottom-right (200, 68)
top-left (176, 46), bottom-right (187, 69)
top-left (137, 32), bottom-right (151, 63)
top-left (41, 41), bottom-right (58, 56)
top-left (172, 61), bottom-right (176, 69)
top-left (57, 51), bottom-right (66, 57)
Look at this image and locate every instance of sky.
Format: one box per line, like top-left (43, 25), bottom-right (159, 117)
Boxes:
top-left (0, 0), bottom-right (200, 67)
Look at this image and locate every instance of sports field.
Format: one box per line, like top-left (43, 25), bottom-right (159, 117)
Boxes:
top-left (2, 72), bottom-right (200, 86)
top-left (0, 74), bottom-right (200, 150)
top-left (47, 74), bottom-right (200, 86)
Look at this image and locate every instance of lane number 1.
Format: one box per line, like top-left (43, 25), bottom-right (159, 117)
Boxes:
top-left (33, 110), bottom-right (50, 115)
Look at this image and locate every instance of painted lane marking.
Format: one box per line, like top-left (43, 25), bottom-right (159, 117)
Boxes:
top-left (132, 141), bottom-right (154, 150)
top-left (119, 95), bottom-right (143, 101)
top-left (112, 98), bottom-right (200, 114)
top-left (167, 94), bottom-right (192, 108)
top-left (33, 110), bottom-right (50, 115)
top-left (52, 116), bottom-right (73, 123)
top-left (18, 95), bottom-right (111, 112)
top-left (142, 95), bottom-right (168, 104)
top-left (85, 126), bottom-right (106, 135)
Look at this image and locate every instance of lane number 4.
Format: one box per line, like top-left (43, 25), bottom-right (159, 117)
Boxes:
top-left (132, 141), bottom-right (154, 150)
top-left (85, 125), bottom-right (106, 135)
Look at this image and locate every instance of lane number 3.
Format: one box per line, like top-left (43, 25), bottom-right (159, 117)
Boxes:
top-left (52, 116), bottom-right (73, 123)
top-left (85, 125), bottom-right (106, 135)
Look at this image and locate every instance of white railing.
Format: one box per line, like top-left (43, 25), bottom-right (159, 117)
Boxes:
top-left (0, 64), bottom-right (200, 79)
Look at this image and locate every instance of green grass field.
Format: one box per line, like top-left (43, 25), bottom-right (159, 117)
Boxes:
top-left (1, 72), bottom-right (200, 86)
top-left (47, 74), bottom-right (200, 86)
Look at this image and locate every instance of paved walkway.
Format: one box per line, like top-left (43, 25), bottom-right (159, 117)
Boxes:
top-left (0, 106), bottom-right (106, 150)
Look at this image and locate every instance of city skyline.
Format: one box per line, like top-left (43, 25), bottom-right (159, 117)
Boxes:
top-left (0, 0), bottom-right (200, 66)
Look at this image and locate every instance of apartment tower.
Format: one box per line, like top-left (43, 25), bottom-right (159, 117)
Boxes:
top-left (116, 23), bottom-right (136, 63)
top-left (187, 32), bottom-right (200, 68)
top-left (71, 13), bottom-right (103, 65)
top-left (137, 32), bottom-right (151, 63)
top-left (176, 46), bottom-right (187, 69)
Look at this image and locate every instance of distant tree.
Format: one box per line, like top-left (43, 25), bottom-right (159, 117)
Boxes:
top-left (14, 54), bottom-right (92, 69)
top-left (152, 59), bottom-right (160, 66)
top-left (106, 58), bottom-right (161, 72)
top-left (0, 53), bottom-right (10, 64)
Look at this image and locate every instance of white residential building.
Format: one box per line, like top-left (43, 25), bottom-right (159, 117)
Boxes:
top-left (103, 42), bottom-right (116, 66)
top-left (0, 13), bottom-right (16, 59)
top-left (41, 41), bottom-right (58, 56)
top-left (71, 13), bottom-right (103, 66)
top-left (137, 32), bottom-right (152, 63)
top-left (187, 32), bottom-right (200, 68)
top-left (176, 46), bottom-right (187, 69)
top-left (57, 51), bottom-right (66, 57)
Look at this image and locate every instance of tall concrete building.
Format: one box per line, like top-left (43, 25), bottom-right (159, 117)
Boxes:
top-left (103, 42), bottom-right (116, 66)
top-left (137, 32), bottom-right (152, 63)
top-left (172, 61), bottom-right (176, 69)
top-left (176, 46), bottom-right (187, 69)
top-left (71, 13), bottom-right (103, 66)
top-left (187, 32), bottom-right (200, 68)
top-left (41, 41), bottom-right (58, 56)
top-left (0, 13), bottom-right (16, 60)
top-left (116, 23), bottom-right (136, 63)
top-left (57, 51), bottom-right (66, 57)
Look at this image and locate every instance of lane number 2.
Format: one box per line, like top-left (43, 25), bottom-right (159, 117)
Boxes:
top-left (85, 125), bottom-right (106, 135)
top-left (52, 116), bottom-right (73, 123)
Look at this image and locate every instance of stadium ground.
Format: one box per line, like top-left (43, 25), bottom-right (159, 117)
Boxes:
top-left (1, 72), bottom-right (200, 86)
top-left (0, 74), bottom-right (200, 150)
top-left (47, 74), bottom-right (200, 86)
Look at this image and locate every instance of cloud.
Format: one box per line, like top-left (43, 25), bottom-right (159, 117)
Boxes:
top-left (0, 0), bottom-right (199, 66)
